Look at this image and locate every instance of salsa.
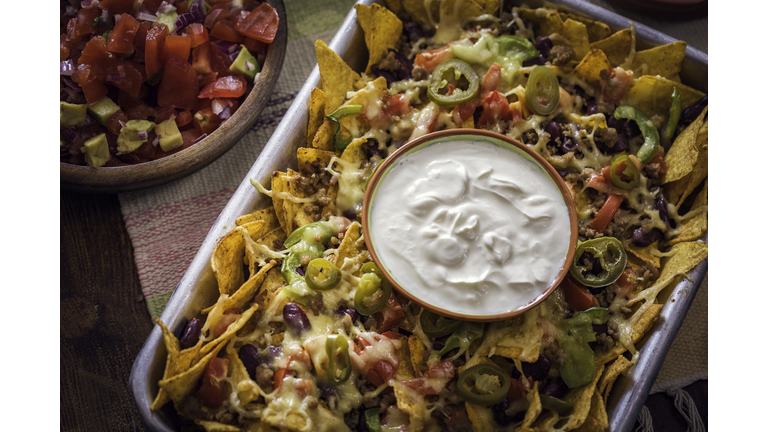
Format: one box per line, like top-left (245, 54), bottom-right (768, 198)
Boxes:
top-left (59, 0), bottom-right (279, 167)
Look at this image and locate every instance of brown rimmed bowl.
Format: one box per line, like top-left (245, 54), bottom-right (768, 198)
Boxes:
top-left (361, 129), bottom-right (579, 322)
top-left (60, 0), bottom-right (287, 194)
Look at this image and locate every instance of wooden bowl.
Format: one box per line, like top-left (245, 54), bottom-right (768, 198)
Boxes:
top-left (361, 129), bottom-right (579, 322)
top-left (60, 0), bottom-right (288, 194)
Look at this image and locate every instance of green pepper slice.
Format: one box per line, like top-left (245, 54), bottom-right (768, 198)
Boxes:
top-left (539, 395), bottom-right (574, 414)
top-left (609, 154), bottom-right (641, 190)
top-left (327, 105), bottom-right (363, 153)
top-left (281, 221), bottom-right (339, 305)
top-left (365, 408), bottom-right (382, 432)
top-left (325, 334), bottom-right (352, 385)
top-left (569, 237), bottom-right (627, 288)
top-left (525, 66), bottom-right (560, 116)
top-left (305, 258), bottom-right (341, 291)
top-left (456, 363), bottom-right (511, 406)
top-left (613, 105), bottom-right (660, 164)
top-left (557, 307), bottom-right (609, 388)
top-left (427, 59), bottom-right (480, 107)
top-left (429, 321), bottom-right (485, 362)
top-left (663, 87), bottom-right (682, 145)
top-left (354, 263), bottom-right (392, 315)
top-left (419, 309), bottom-right (461, 338)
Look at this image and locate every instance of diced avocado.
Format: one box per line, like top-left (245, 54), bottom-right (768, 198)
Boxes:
top-left (84, 133), bottom-right (110, 168)
top-left (229, 45), bottom-right (260, 81)
top-left (87, 97), bottom-right (121, 125)
top-left (154, 119), bottom-right (184, 152)
top-left (156, 10), bottom-right (179, 33)
top-left (60, 101), bottom-right (88, 127)
top-left (116, 120), bottom-right (156, 155)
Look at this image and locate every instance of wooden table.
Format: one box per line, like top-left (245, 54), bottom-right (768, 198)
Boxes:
top-left (61, 189), bottom-right (706, 430)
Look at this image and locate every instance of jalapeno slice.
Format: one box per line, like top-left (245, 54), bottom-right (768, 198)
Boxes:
top-left (525, 66), bottom-right (560, 116)
top-left (569, 237), bottom-right (627, 288)
top-left (354, 263), bottom-right (392, 315)
top-left (327, 104), bottom-right (363, 153)
top-left (609, 154), bottom-right (641, 190)
top-left (663, 87), bottom-right (681, 145)
top-left (456, 363), bottom-right (511, 406)
top-left (365, 408), bottom-right (382, 432)
top-left (613, 105), bottom-right (660, 164)
top-left (325, 334), bottom-right (352, 385)
top-left (540, 395), bottom-right (574, 414)
top-left (305, 258), bottom-right (341, 291)
top-left (420, 309), bottom-right (461, 338)
top-left (427, 59), bottom-right (480, 107)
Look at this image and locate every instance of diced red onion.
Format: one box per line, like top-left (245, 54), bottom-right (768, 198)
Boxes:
top-left (193, 133), bottom-right (208, 143)
top-left (218, 106), bottom-right (232, 120)
top-left (61, 60), bottom-right (76, 76)
top-left (136, 12), bottom-right (157, 22)
top-left (157, 1), bottom-right (175, 14)
top-left (152, 135), bottom-right (160, 147)
top-left (211, 99), bottom-right (225, 115)
top-left (119, 119), bottom-right (127, 128)
top-left (213, 40), bottom-right (239, 54)
top-left (107, 73), bottom-right (122, 83)
top-left (65, 5), bottom-right (78, 16)
top-left (100, 7), bottom-right (109, 22)
top-left (137, 131), bottom-right (148, 139)
top-left (81, 0), bottom-right (95, 7)
top-left (61, 128), bottom-right (79, 142)
top-left (228, 51), bottom-right (240, 63)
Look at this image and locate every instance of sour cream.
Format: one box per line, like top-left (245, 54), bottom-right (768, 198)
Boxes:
top-left (368, 139), bottom-right (571, 316)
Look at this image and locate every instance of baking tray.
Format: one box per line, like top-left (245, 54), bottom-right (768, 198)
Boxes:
top-left (129, 2), bottom-right (708, 431)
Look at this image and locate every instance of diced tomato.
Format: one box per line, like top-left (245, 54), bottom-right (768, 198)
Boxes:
top-left (73, 65), bottom-right (109, 104)
top-left (198, 74), bottom-right (247, 99)
top-left (176, 0), bottom-right (189, 14)
top-left (78, 36), bottom-right (112, 68)
top-left (133, 139), bottom-right (158, 161)
top-left (74, 7), bottom-right (100, 39)
top-left (60, 44), bottom-right (71, 61)
top-left (209, 43), bottom-right (233, 76)
top-left (163, 35), bottom-right (192, 66)
top-left (99, 0), bottom-right (135, 15)
top-left (587, 193), bottom-right (624, 233)
top-left (601, 67), bottom-right (633, 104)
top-left (586, 168), bottom-right (627, 197)
top-left (193, 107), bottom-right (223, 134)
top-left (615, 268), bottom-right (637, 298)
top-left (133, 21), bottom-right (152, 52)
top-left (452, 100), bottom-right (476, 125)
top-left (560, 275), bottom-right (598, 312)
top-left (154, 106), bottom-right (177, 123)
top-left (477, 90), bottom-right (510, 128)
top-left (142, 0), bottom-right (164, 14)
top-left (211, 309), bottom-right (241, 338)
top-left (647, 147), bottom-right (669, 174)
top-left (184, 23), bottom-right (210, 48)
top-left (198, 357), bottom-right (229, 408)
top-left (105, 109), bottom-right (128, 136)
top-left (481, 63), bottom-right (501, 97)
top-left (192, 41), bottom-right (213, 74)
top-left (198, 72), bottom-right (219, 88)
top-left (211, 20), bottom-right (244, 43)
top-left (373, 292), bottom-right (404, 332)
top-left (157, 54), bottom-right (200, 110)
top-left (235, 3), bottom-right (279, 43)
top-left (409, 103), bottom-right (440, 141)
top-left (204, 7), bottom-right (230, 30)
top-left (125, 102), bottom-right (154, 121)
top-left (381, 331), bottom-right (402, 340)
top-left (383, 94), bottom-right (412, 118)
top-left (107, 14), bottom-right (140, 54)
top-left (243, 37), bottom-right (267, 54)
top-left (507, 377), bottom-right (531, 402)
top-left (367, 360), bottom-right (396, 386)
top-left (145, 24), bottom-right (169, 81)
top-left (177, 110), bottom-right (193, 128)
top-left (106, 61), bottom-right (143, 98)
top-left (414, 45), bottom-right (454, 73)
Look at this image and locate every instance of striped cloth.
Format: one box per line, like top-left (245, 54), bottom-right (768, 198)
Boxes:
top-left (118, 0), bottom-right (707, 399)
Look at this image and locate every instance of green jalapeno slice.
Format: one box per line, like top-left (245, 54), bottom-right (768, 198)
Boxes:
top-left (569, 237), bottom-right (627, 288)
top-left (525, 66), bottom-right (560, 116)
top-left (609, 154), bottom-right (641, 190)
top-left (539, 395), bottom-right (574, 414)
top-left (281, 221), bottom-right (339, 305)
top-left (613, 105), bottom-right (660, 164)
top-left (427, 59), bottom-right (480, 107)
top-left (325, 334), bottom-right (352, 385)
top-left (419, 309), bottom-right (462, 338)
top-left (354, 263), bottom-right (392, 315)
top-left (327, 104), bottom-right (363, 153)
top-left (365, 408), bottom-right (382, 432)
top-left (456, 363), bottom-right (511, 406)
top-left (305, 258), bottom-right (342, 291)
top-left (663, 87), bottom-right (682, 145)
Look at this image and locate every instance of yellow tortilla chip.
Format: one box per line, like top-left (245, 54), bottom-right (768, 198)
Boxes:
top-left (315, 40), bottom-right (360, 115)
top-left (622, 75), bottom-right (705, 120)
top-left (199, 303), bottom-right (260, 359)
top-left (222, 261), bottom-right (274, 314)
top-left (562, 13), bottom-right (611, 42)
top-left (150, 321), bottom-right (204, 410)
top-left (465, 402), bottom-right (494, 432)
top-left (355, 4), bottom-right (403, 74)
top-left (408, 335), bottom-right (428, 376)
top-left (560, 19), bottom-right (590, 61)
top-left (334, 221), bottom-right (364, 267)
top-left (667, 179), bottom-right (707, 246)
top-left (519, 8), bottom-right (564, 36)
top-left (630, 41), bottom-right (687, 81)
top-left (590, 28), bottom-right (631, 66)
top-left (574, 49), bottom-right (611, 84)
top-left (397, 335), bottom-right (416, 379)
top-left (158, 336), bottom-right (227, 404)
top-left (522, 382), bottom-right (543, 429)
top-left (307, 88), bottom-right (326, 148)
top-left (534, 364), bottom-right (605, 431)
top-left (311, 119), bottom-right (336, 151)
top-left (270, 172), bottom-right (289, 235)
top-left (194, 420), bottom-right (241, 432)
top-left (572, 391), bottom-right (609, 432)
top-left (663, 107), bottom-right (708, 184)
top-left (595, 303), bottom-right (663, 365)
top-left (236, 207), bottom-right (280, 232)
top-left (242, 420), bottom-right (282, 432)
top-left (483, 307), bottom-right (542, 363)
top-left (626, 240), bottom-right (661, 269)
top-left (677, 143), bottom-right (708, 205)
top-left (211, 229), bottom-right (246, 296)
top-left (598, 355), bottom-right (633, 403)
top-left (297, 147), bottom-right (337, 173)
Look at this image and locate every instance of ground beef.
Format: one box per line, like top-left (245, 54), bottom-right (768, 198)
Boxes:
top-left (638, 261), bottom-right (660, 286)
top-left (378, 50), bottom-right (401, 72)
top-left (550, 45), bottom-right (575, 66)
top-left (522, 129), bottom-right (538, 145)
top-left (344, 409), bottom-right (360, 430)
top-left (412, 65), bottom-right (429, 81)
top-left (310, 292), bottom-right (324, 316)
top-left (545, 346), bottom-right (568, 367)
top-left (255, 364), bottom-right (274, 391)
top-left (595, 127), bottom-right (618, 149)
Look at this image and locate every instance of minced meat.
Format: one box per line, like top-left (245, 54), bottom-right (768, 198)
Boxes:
top-left (550, 45), bottom-right (575, 65)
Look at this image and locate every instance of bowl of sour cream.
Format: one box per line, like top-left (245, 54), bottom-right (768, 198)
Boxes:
top-left (362, 130), bottom-right (578, 321)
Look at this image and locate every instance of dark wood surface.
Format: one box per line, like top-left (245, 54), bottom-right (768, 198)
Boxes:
top-left (60, 189), bottom-right (706, 431)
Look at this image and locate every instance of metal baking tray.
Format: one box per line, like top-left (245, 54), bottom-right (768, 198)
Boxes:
top-left (129, 1), bottom-right (708, 431)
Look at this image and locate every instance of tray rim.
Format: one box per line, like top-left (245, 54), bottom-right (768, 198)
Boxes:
top-left (129, 2), bottom-right (708, 431)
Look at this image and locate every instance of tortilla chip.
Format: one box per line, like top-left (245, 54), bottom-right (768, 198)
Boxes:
top-left (158, 336), bottom-right (227, 404)
top-left (677, 143), bottom-right (708, 205)
top-left (626, 240), bottom-right (661, 269)
top-left (270, 172), bottom-right (289, 235)
top-left (199, 303), bottom-right (260, 359)
top-left (598, 355), bottom-right (633, 402)
top-left (307, 88), bottom-right (326, 147)
top-left (465, 402), bottom-right (494, 432)
top-left (595, 303), bottom-right (662, 365)
top-left (590, 28), bottom-right (632, 66)
top-left (311, 119), bottom-right (336, 151)
top-left (355, 4), bottom-right (403, 74)
top-left (408, 335), bottom-right (428, 376)
top-left (663, 107), bottom-right (708, 184)
top-left (223, 261), bottom-right (274, 313)
top-left (287, 170), bottom-right (316, 230)
top-left (194, 420), bottom-right (241, 432)
top-left (522, 382), bottom-right (543, 429)
top-left (574, 49), bottom-right (611, 84)
top-left (560, 19), bottom-right (590, 61)
top-left (297, 147), bottom-right (337, 173)
top-left (334, 222), bottom-right (364, 267)
top-left (572, 391), bottom-right (609, 432)
top-left (151, 321), bottom-right (204, 410)
top-left (397, 335), bottom-right (416, 379)
top-left (534, 364), bottom-right (605, 431)
top-left (211, 228), bottom-right (246, 296)
top-left (622, 75), bottom-right (705, 120)
top-left (483, 307), bottom-right (542, 363)
top-left (667, 179), bottom-right (707, 246)
top-left (315, 40), bottom-right (360, 115)
top-left (630, 41), bottom-right (687, 81)
top-left (236, 207), bottom-right (280, 232)
top-left (562, 13), bottom-right (611, 42)
top-left (519, 8), bottom-right (564, 36)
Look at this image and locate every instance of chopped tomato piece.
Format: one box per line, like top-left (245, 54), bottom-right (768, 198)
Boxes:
top-left (157, 54), bottom-right (200, 110)
top-left (176, 0), bottom-right (189, 14)
top-left (383, 94), bottom-right (412, 118)
top-left (381, 331), bottom-right (402, 340)
top-left (243, 37), bottom-right (267, 54)
top-left (204, 6), bottom-right (230, 30)
top-left (367, 360), bottom-right (396, 386)
top-left (481, 63), bottom-right (501, 97)
top-left (193, 107), bottom-right (223, 134)
top-left (133, 139), bottom-right (158, 161)
top-left (209, 43), bottom-right (233, 76)
top-left (74, 7), bottom-right (100, 39)
top-left (616, 268), bottom-right (637, 298)
top-left (507, 377), bottom-right (531, 402)
top-left (100, 0), bottom-right (135, 15)
top-left (414, 45), bottom-right (454, 73)
top-left (73, 65), bottom-right (108, 104)
top-left (145, 24), bottom-right (169, 81)
top-left (198, 75), bottom-right (247, 99)
top-left (163, 35), bottom-right (192, 66)
top-left (142, 0), bottom-right (164, 14)
top-left (452, 100), bottom-right (476, 125)
top-left (192, 41), bottom-right (213, 74)
top-left (177, 110), bottom-right (193, 128)
top-left (198, 72), bottom-right (219, 88)
top-left (477, 90), bottom-right (510, 128)
top-left (125, 102), bottom-right (154, 121)
top-left (235, 3), bottom-right (279, 43)
top-left (133, 21), bottom-right (153, 52)
top-left (78, 36), bottom-right (112, 69)
top-left (106, 61), bottom-right (143, 98)
top-left (601, 67), bottom-right (633, 104)
top-left (198, 357), bottom-right (229, 408)
top-left (105, 110), bottom-right (128, 136)
top-left (107, 13), bottom-right (140, 54)
top-left (587, 193), bottom-right (624, 233)
top-left (184, 23), bottom-right (210, 48)
top-left (409, 103), bottom-right (440, 141)
top-left (373, 292), bottom-right (404, 332)
top-left (154, 106), bottom-right (177, 123)
top-left (560, 275), bottom-right (598, 312)
top-left (211, 20), bottom-right (244, 43)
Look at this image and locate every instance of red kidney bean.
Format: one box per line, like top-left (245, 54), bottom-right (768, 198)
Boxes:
top-left (542, 376), bottom-right (568, 399)
top-left (535, 36), bottom-right (553, 57)
top-left (631, 227), bottom-right (662, 247)
top-left (180, 318), bottom-right (202, 349)
top-left (238, 344), bottom-right (262, 380)
top-left (522, 55), bottom-right (546, 67)
top-left (655, 198), bottom-right (670, 227)
top-left (283, 303), bottom-right (311, 335)
top-left (511, 354), bottom-right (552, 381)
top-left (679, 95), bottom-right (707, 126)
top-left (333, 306), bottom-right (359, 322)
top-left (592, 324), bottom-right (608, 335)
top-left (405, 21), bottom-right (425, 42)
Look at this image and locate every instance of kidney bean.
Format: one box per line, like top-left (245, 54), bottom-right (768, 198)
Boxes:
top-left (263, 345), bottom-right (282, 366)
top-left (561, 136), bottom-right (577, 152)
top-left (371, 65), bottom-right (397, 86)
top-left (679, 95), bottom-right (707, 126)
top-left (546, 121), bottom-right (561, 138)
top-left (180, 318), bottom-right (202, 349)
top-left (238, 344), bottom-right (262, 380)
top-left (511, 354), bottom-right (552, 381)
top-left (492, 399), bottom-right (517, 427)
top-left (592, 324), bottom-right (608, 335)
top-left (333, 305), bottom-right (359, 322)
top-left (535, 36), bottom-right (553, 57)
top-left (631, 227), bottom-right (662, 247)
top-left (542, 376), bottom-right (568, 399)
top-left (405, 21), bottom-right (425, 42)
top-left (283, 303), bottom-right (312, 335)
top-left (522, 55), bottom-right (546, 67)
top-left (317, 380), bottom-right (339, 400)
top-left (655, 198), bottom-right (670, 227)
top-left (173, 318), bottom-right (189, 340)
